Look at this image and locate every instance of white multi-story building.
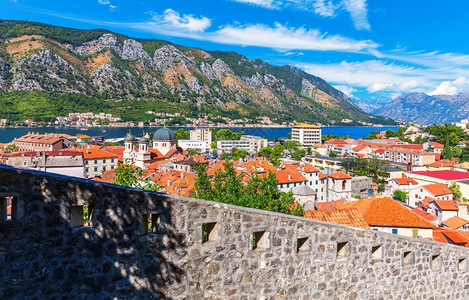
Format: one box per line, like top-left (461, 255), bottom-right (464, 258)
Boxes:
top-left (291, 124), bottom-right (321, 146)
top-left (190, 128), bottom-right (212, 146)
top-left (178, 140), bottom-right (209, 153)
top-left (217, 135), bottom-right (268, 153)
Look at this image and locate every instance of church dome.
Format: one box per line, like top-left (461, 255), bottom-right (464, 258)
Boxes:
top-left (153, 127), bottom-right (176, 141)
top-left (124, 134), bottom-right (135, 142)
top-left (138, 136), bottom-right (150, 143)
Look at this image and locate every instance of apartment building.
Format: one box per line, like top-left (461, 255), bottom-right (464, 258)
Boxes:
top-left (291, 124), bottom-right (321, 146)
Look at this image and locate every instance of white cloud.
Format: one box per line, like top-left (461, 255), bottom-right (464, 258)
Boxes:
top-left (334, 85), bottom-right (356, 96)
top-left (230, 0), bottom-right (278, 8)
top-left (97, 0), bottom-right (116, 10)
top-left (229, 0), bottom-right (370, 31)
top-left (213, 23), bottom-right (377, 51)
top-left (342, 0), bottom-right (370, 30)
top-left (429, 77), bottom-right (469, 95)
top-left (313, 0), bottom-right (338, 17)
top-left (367, 83), bottom-right (394, 93)
top-left (159, 9), bottom-right (211, 32)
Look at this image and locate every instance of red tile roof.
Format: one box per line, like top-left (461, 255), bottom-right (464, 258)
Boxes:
top-left (336, 196), bottom-right (433, 228)
top-left (411, 170), bottom-right (469, 181)
top-left (424, 183), bottom-right (453, 196)
top-left (314, 199), bottom-right (346, 211)
top-left (411, 208), bottom-right (437, 222)
top-left (82, 149), bottom-right (118, 160)
top-left (426, 159), bottom-right (453, 168)
top-left (429, 142), bottom-right (444, 149)
top-left (433, 200), bottom-right (458, 211)
top-left (394, 177), bottom-right (418, 185)
top-left (328, 171), bottom-right (352, 180)
top-left (442, 216), bottom-right (469, 229)
top-left (318, 171), bottom-right (327, 180)
top-left (304, 209), bottom-right (370, 229)
top-left (433, 228), bottom-right (469, 246)
top-left (276, 169), bottom-right (307, 184)
top-left (324, 139), bottom-right (348, 145)
top-left (374, 148), bottom-right (386, 153)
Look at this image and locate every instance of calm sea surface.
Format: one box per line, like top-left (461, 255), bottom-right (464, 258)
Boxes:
top-left (0, 126), bottom-right (399, 143)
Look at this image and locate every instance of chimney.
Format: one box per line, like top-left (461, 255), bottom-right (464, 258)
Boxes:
top-left (402, 173), bottom-right (405, 178)
top-left (288, 173), bottom-right (291, 181)
top-left (167, 179), bottom-right (171, 186)
top-left (181, 172), bottom-right (184, 179)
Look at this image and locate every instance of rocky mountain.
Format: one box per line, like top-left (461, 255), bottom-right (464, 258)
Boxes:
top-left (374, 92), bottom-right (469, 125)
top-left (0, 20), bottom-right (394, 124)
top-left (350, 97), bottom-right (390, 114)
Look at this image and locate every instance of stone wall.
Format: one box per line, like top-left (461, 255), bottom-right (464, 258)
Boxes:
top-left (0, 165), bottom-right (469, 298)
top-left (351, 176), bottom-right (372, 198)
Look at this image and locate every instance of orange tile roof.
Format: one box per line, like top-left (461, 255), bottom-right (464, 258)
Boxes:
top-left (374, 148), bottom-right (386, 153)
top-left (147, 160), bottom-right (172, 170)
top-left (426, 159), bottom-right (453, 168)
top-left (353, 145), bottom-right (366, 151)
top-left (442, 216), bottom-right (469, 229)
top-left (424, 183), bottom-right (453, 196)
top-left (318, 171), bottom-right (327, 180)
top-left (420, 197), bottom-right (434, 210)
top-left (394, 177), bottom-right (418, 185)
top-left (411, 208), bottom-right (437, 222)
top-left (336, 197), bottom-right (434, 228)
top-left (314, 199), bottom-right (346, 211)
top-left (325, 139), bottom-right (348, 145)
top-left (433, 228), bottom-right (469, 246)
top-left (276, 169), bottom-right (307, 184)
top-left (82, 149), bottom-right (118, 160)
top-left (328, 171), bottom-right (352, 180)
top-left (166, 173), bottom-right (196, 197)
top-left (102, 146), bottom-right (125, 162)
top-left (433, 200), bottom-right (458, 211)
top-left (304, 209), bottom-right (370, 229)
top-left (429, 142), bottom-right (444, 149)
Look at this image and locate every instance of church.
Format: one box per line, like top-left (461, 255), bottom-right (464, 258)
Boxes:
top-left (122, 127), bottom-right (185, 169)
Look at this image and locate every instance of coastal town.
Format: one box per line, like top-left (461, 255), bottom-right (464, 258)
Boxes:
top-left (2, 118), bottom-right (469, 247)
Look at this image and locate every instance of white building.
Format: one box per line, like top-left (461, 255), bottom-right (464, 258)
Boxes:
top-left (291, 124), bottom-right (321, 146)
top-left (217, 135), bottom-right (267, 153)
top-left (190, 128), bottom-right (212, 146)
top-left (178, 140), bottom-right (209, 153)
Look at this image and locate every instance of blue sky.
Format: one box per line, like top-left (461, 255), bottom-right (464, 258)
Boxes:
top-left (2, 0), bottom-right (469, 101)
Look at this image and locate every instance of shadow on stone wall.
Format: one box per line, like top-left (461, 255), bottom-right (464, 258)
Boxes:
top-left (0, 167), bottom-right (185, 298)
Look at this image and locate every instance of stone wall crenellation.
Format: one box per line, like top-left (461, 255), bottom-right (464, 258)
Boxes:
top-left (0, 165), bottom-right (468, 298)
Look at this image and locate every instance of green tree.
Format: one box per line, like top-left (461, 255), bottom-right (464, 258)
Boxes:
top-left (270, 144), bottom-right (284, 166)
top-left (258, 146), bottom-right (272, 158)
top-left (283, 140), bottom-right (301, 152)
top-left (173, 128), bottom-right (190, 140)
top-left (448, 182), bottom-right (464, 200)
top-left (460, 146), bottom-right (469, 162)
top-left (291, 148), bottom-right (307, 160)
top-left (441, 135), bottom-right (453, 160)
top-left (186, 148), bottom-right (201, 156)
top-left (393, 190), bottom-right (408, 203)
top-left (194, 162), bottom-right (303, 216)
top-left (329, 150), bottom-right (338, 158)
top-left (220, 152), bottom-right (229, 161)
top-left (4, 144), bottom-right (19, 153)
top-left (103, 141), bottom-right (121, 146)
top-left (231, 147), bottom-right (249, 160)
top-left (113, 162), bottom-right (159, 191)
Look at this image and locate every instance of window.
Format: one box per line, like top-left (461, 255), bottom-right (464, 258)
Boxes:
top-left (316, 180), bottom-right (318, 185)
top-left (111, 166), bottom-right (114, 169)
top-left (111, 159), bottom-right (115, 163)
top-left (280, 184), bottom-right (283, 188)
top-left (23, 161), bottom-right (27, 166)
top-left (371, 245), bottom-right (383, 265)
top-left (252, 231), bottom-right (270, 250)
top-left (103, 159), bottom-right (106, 163)
top-left (459, 258), bottom-right (467, 272)
top-left (412, 229), bottom-right (419, 238)
top-left (392, 228), bottom-right (398, 234)
top-left (85, 168), bottom-right (89, 173)
top-left (342, 180), bottom-right (347, 190)
top-left (85, 161), bottom-right (89, 165)
top-left (337, 242), bottom-right (351, 260)
top-left (94, 167), bottom-right (97, 172)
top-left (1, 197), bottom-right (17, 221)
top-left (402, 251), bottom-right (414, 266)
top-left (71, 205), bottom-right (91, 228)
top-left (102, 167), bottom-right (106, 171)
top-left (142, 214), bottom-right (161, 235)
top-left (431, 254), bottom-right (441, 270)
top-left (202, 222), bottom-right (219, 243)
top-left (94, 160), bottom-right (97, 164)
top-left (294, 183), bottom-right (297, 187)
top-left (297, 237), bottom-right (309, 254)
